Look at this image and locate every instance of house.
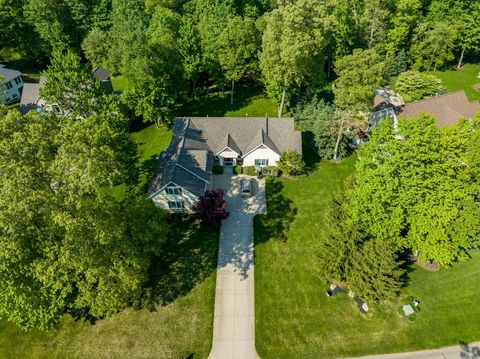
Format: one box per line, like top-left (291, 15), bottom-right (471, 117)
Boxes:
top-left (369, 88), bottom-right (480, 128)
top-left (399, 90), bottom-right (479, 127)
top-left (148, 116), bottom-right (302, 212)
top-left (0, 64), bottom-right (24, 105)
top-left (20, 66), bottom-right (113, 115)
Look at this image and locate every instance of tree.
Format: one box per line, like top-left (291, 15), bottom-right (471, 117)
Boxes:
top-left (82, 28), bottom-right (111, 67)
top-left (385, 0), bottom-right (422, 57)
top-left (361, 0), bottom-right (390, 49)
top-left (259, 0), bottom-right (331, 117)
top-left (193, 189), bottom-right (229, 228)
top-left (410, 21), bottom-right (457, 72)
top-left (0, 108), bottom-right (168, 330)
top-left (318, 194), bottom-right (404, 302)
top-left (393, 70), bottom-right (447, 102)
top-left (455, 3), bottom-right (480, 68)
top-left (217, 16), bottom-right (260, 104)
top-left (294, 97), bottom-right (352, 160)
top-left (346, 115), bottom-right (480, 266)
top-left (333, 48), bottom-right (385, 113)
top-left (41, 48), bottom-right (105, 117)
top-left (277, 151), bottom-right (305, 176)
top-left (348, 239), bottom-right (403, 302)
top-left (332, 48), bottom-right (384, 161)
top-left (118, 6), bottom-right (183, 125)
top-left (195, 0), bottom-right (235, 89)
top-left (179, 17), bottom-right (203, 99)
top-left (317, 196), bottom-right (361, 282)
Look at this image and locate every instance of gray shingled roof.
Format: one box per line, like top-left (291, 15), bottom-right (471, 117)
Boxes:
top-left (92, 66), bottom-right (110, 81)
top-left (399, 90), bottom-right (480, 127)
top-left (0, 65), bottom-right (21, 83)
top-left (148, 116), bottom-right (302, 198)
top-left (185, 117), bottom-right (302, 155)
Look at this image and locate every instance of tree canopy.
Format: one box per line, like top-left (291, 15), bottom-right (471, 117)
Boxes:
top-left (346, 115), bottom-right (480, 266)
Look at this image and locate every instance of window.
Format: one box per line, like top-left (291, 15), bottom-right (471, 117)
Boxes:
top-left (255, 159), bottom-right (269, 166)
top-left (168, 201), bottom-right (184, 210)
top-left (14, 77), bottom-right (22, 85)
top-left (5, 81), bottom-right (12, 89)
top-left (166, 186), bottom-right (182, 195)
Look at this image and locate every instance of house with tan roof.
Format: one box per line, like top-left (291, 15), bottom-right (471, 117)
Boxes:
top-left (148, 116), bottom-right (302, 212)
top-left (369, 88), bottom-right (480, 128)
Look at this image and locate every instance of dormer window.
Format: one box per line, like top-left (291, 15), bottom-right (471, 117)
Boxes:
top-left (166, 185), bottom-right (182, 195)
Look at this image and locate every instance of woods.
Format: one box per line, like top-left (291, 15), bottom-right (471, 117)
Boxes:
top-left (2, 0), bottom-right (479, 120)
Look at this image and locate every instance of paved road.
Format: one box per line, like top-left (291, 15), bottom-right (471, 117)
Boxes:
top-left (208, 172), bottom-right (265, 359)
top-left (348, 342), bottom-right (480, 359)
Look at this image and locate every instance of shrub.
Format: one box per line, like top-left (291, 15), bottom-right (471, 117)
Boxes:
top-left (393, 70), bottom-right (447, 102)
top-left (277, 151), bottom-right (305, 176)
top-left (192, 189), bottom-right (229, 228)
top-left (233, 165), bottom-right (242, 175)
top-left (262, 166), bottom-right (279, 177)
top-left (212, 165), bottom-right (223, 174)
top-left (243, 166), bottom-right (258, 176)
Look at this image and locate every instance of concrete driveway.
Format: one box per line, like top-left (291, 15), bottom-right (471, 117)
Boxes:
top-left (208, 171), bottom-right (265, 359)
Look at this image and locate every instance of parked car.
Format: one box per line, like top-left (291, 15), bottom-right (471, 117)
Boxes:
top-left (240, 178), bottom-right (252, 198)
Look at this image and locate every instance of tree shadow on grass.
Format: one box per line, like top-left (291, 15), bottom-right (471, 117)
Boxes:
top-left (180, 85), bottom-right (272, 117)
top-left (145, 216), bottom-right (219, 306)
top-left (254, 179), bottom-right (297, 244)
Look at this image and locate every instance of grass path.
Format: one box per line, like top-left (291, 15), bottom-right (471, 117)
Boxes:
top-left (254, 155), bottom-right (480, 358)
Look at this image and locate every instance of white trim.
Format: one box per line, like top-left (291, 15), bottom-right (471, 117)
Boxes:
top-left (242, 143), bottom-right (276, 158)
top-left (216, 146), bottom-right (239, 156)
top-left (148, 181), bottom-right (185, 199)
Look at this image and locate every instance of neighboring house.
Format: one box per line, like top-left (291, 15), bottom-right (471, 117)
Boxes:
top-left (369, 87), bottom-right (480, 128)
top-left (20, 66), bottom-right (113, 115)
top-left (148, 116), bottom-right (302, 212)
top-left (0, 64), bottom-right (24, 105)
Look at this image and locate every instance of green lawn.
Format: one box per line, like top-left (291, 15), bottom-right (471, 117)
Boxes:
top-left (108, 122), bottom-right (172, 200)
top-left (433, 63), bottom-right (480, 101)
top-left (0, 219), bottom-right (218, 359)
top-left (254, 155), bottom-right (480, 358)
top-left (181, 85), bottom-right (280, 117)
top-left (111, 75), bottom-right (129, 92)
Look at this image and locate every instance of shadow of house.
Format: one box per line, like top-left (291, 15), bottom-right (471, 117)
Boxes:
top-left (254, 179), bottom-right (297, 244)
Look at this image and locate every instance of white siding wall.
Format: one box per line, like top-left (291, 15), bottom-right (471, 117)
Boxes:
top-left (2, 76), bottom-right (23, 104)
top-left (243, 147), bottom-right (280, 167)
top-left (151, 186), bottom-right (200, 212)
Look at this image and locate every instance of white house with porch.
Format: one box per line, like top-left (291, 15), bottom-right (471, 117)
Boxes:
top-left (148, 116), bottom-right (302, 212)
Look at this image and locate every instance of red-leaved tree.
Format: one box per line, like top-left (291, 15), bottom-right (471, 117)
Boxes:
top-left (193, 189), bottom-right (229, 228)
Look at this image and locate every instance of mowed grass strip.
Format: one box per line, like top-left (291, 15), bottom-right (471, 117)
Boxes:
top-left (254, 155), bottom-right (480, 358)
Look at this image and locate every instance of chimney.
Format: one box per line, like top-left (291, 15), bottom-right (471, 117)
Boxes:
top-left (265, 115), bottom-right (269, 135)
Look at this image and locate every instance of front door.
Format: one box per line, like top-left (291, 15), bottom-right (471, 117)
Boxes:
top-left (223, 158), bottom-right (234, 166)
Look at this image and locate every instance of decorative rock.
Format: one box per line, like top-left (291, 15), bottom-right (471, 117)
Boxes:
top-left (403, 304), bottom-right (415, 316)
top-left (361, 303), bottom-right (369, 312)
